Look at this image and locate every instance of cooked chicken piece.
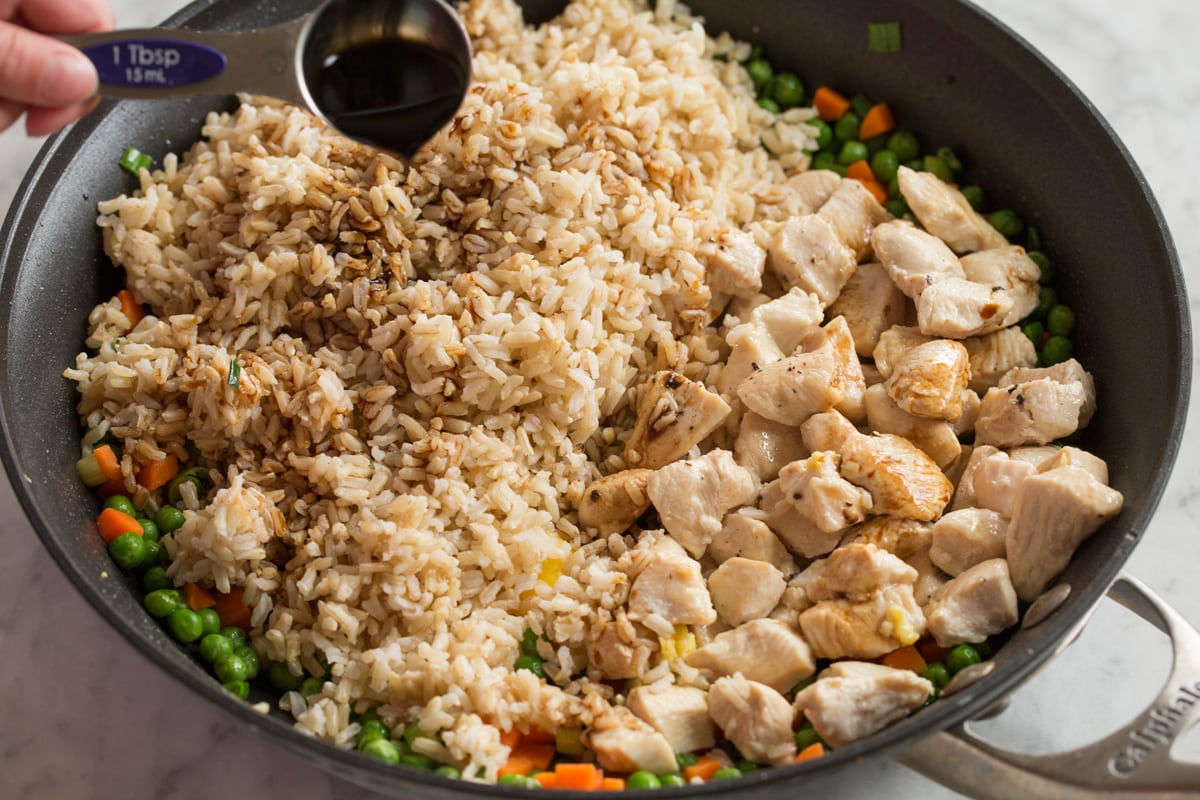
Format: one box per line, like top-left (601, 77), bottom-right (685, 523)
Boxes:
top-left (699, 228), bottom-right (766, 298)
top-left (760, 477), bottom-right (843, 558)
top-left (963, 327), bottom-right (1038, 394)
top-left (687, 618), bottom-right (816, 693)
top-left (972, 451), bottom-right (1035, 518)
top-left (806, 542), bottom-right (918, 602)
top-left (767, 214), bottom-right (858, 308)
top-left (896, 165), bottom-right (1007, 253)
top-left (709, 557), bottom-right (787, 626)
top-left (975, 380), bottom-right (1090, 448)
top-left (872, 325), bottom-right (933, 379)
top-left (733, 412), bottom-right (809, 482)
top-left (1001, 359), bottom-right (1097, 427)
top-left (925, 559), bottom-right (1020, 646)
top-left (771, 561), bottom-right (824, 619)
top-left (1036, 445), bottom-right (1109, 484)
top-left (885, 339), bottom-right (970, 422)
top-left (1007, 465), bottom-right (1124, 601)
top-left (817, 315), bottom-right (868, 424)
top-left (942, 443), bottom-right (975, 489)
top-left (948, 444), bottom-right (1001, 511)
top-left (578, 469), bottom-right (654, 537)
top-left (929, 508), bottom-right (1008, 577)
top-left (709, 512), bottom-right (796, 575)
top-left (628, 537), bottom-right (717, 626)
top-left (799, 584), bottom-right (927, 659)
top-left (787, 169), bottom-right (843, 213)
top-left (841, 518), bottom-right (946, 606)
top-left (746, 286), bottom-right (826, 355)
top-left (800, 410), bottom-right (953, 521)
top-left (793, 661), bottom-right (933, 748)
top-left (587, 707), bottom-right (678, 775)
top-left (828, 262), bottom-right (909, 357)
top-left (587, 612), bottom-right (654, 680)
top-left (960, 245), bottom-right (1041, 287)
top-left (1008, 445), bottom-right (1063, 465)
top-left (708, 675), bottom-right (798, 766)
top-left (864, 384), bottom-right (962, 468)
top-left (718, 322), bottom-right (785, 396)
top-left (953, 389), bottom-right (981, 439)
top-left (645, 449), bottom-right (756, 558)
top-left (872, 220), bottom-right (964, 300)
top-left (915, 277), bottom-right (1016, 338)
top-left (818, 178), bottom-right (893, 261)
top-left (624, 371), bottom-right (731, 469)
top-left (779, 452), bottom-right (873, 533)
top-left (628, 684), bottom-right (715, 754)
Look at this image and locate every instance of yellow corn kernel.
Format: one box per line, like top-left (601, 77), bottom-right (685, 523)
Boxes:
top-left (538, 558), bottom-right (563, 586)
top-left (659, 625), bottom-right (696, 661)
top-left (885, 605), bottom-right (919, 646)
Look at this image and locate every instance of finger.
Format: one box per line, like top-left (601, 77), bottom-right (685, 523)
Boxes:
top-left (9, 0), bottom-right (114, 34)
top-left (0, 21), bottom-right (98, 106)
top-left (0, 97), bottom-right (25, 133)
top-left (25, 95), bottom-right (99, 136)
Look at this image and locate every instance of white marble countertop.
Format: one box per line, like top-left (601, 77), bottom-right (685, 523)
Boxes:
top-left (1, 0), bottom-right (1197, 797)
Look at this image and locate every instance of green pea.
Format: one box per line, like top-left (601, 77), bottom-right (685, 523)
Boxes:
top-left (676, 752), bottom-right (698, 768)
top-left (745, 58), bottom-right (772, 90)
top-left (628, 771), bottom-right (661, 789)
top-left (136, 518), bottom-right (159, 543)
top-left (794, 725), bottom-right (822, 750)
top-left (357, 719), bottom-right (390, 748)
top-left (1040, 335), bottom-right (1074, 367)
top-left (1026, 225), bottom-right (1043, 252)
top-left (221, 626), bottom-right (248, 647)
top-left (269, 661), bottom-right (305, 692)
top-left (870, 149), bottom-right (900, 184)
top-left (214, 653), bottom-right (250, 683)
top-left (299, 676), bottom-right (324, 697)
top-left (223, 680), bottom-right (250, 699)
top-left (833, 112), bottom-right (860, 143)
top-left (1047, 305), bottom-right (1075, 336)
top-left (936, 146), bottom-right (963, 174)
top-left (809, 119), bottom-right (832, 150)
top-left (513, 654), bottom-right (546, 679)
top-left (756, 97), bottom-right (780, 114)
top-left (435, 765), bottom-right (460, 779)
top-left (498, 773), bottom-right (527, 786)
top-left (888, 174), bottom-right (901, 198)
top-left (660, 774), bottom-right (687, 787)
top-left (195, 608), bottom-right (220, 636)
top-left (711, 767), bottom-right (742, 781)
top-left (155, 505), bottom-right (185, 534)
top-left (103, 495), bottom-right (137, 517)
top-left (234, 644), bottom-right (260, 680)
top-left (167, 608), bottom-right (204, 643)
top-left (886, 130), bottom-right (921, 162)
top-left (143, 589), bottom-right (182, 619)
top-left (142, 565), bottom-right (172, 593)
top-left (989, 209), bottom-right (1025, 239)
top-left (1022, 321), bottom-right (1045, 347)
top-left (770, 72), bottom-right (804, 107)
top-left (399, 752), bottom-right (439, 770)
top-left (905, 157), bottom-right (925, 172)
top-left (946, 644), bottom-right (982, 674)
top-left (1028, 251), bottom-right (1053, 283)
top-left (1036, 286), bottom-right (1059, 319)
top-left (811, 152), bottom-right (842, 174)
top-left (402, 721), bottom-right (434, 746)
top-left (108, 532), bottom-right (147, 571)
top-left (735, 759), bottom-right (760, 772)
top-left (138, 539), bottom-right (164, 571)
top-left (960, 185), bottom-right (986, 211)
top-left (920, 661), bottom-right (951, 690)
top-left (837, 140), bottom-right (869, 166)
top-left (923, 154), bottom-right (955, 182)
top-left (362, 737), bottom-right (402, 765)
top-left (885, 198), bottom-right (909, 219)
top-left (199, 633), bottom-right (234, 663)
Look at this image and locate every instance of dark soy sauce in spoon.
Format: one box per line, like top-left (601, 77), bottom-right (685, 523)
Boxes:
top-left (315, 39), bottom-right (468, 158)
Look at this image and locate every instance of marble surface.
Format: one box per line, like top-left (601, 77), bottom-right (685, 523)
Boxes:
top-left (0, 0), bottom-right (1197, 797)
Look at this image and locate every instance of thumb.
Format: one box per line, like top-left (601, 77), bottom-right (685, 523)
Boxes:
top-left (0, 21), bottom-right (98, 107)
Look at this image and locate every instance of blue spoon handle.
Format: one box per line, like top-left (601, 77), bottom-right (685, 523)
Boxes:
top-left (80, 38), bottom-right (229, 89)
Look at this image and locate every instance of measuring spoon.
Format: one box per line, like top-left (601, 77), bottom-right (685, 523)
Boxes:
top-left (62, 0), bottom-right (473, 158)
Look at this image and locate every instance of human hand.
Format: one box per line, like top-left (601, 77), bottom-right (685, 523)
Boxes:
top-left (1, 0), bottom-right (115, 136)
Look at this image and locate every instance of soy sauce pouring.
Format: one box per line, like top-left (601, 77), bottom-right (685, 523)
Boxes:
top-left (61, 0), bottom-right (472, 158)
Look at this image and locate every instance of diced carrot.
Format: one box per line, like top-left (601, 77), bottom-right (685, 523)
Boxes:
top-left (882, 644), bottom-right (928, 673)
top-left (601, 777), bottom-right (626, 791)
top-left (795, 742), bottom-right (826, 763)
top-left (212, 586), bottom-right (252, 629)
top-left (498, 755), bottom-right (535, 778)
top-left (498, 727), bottom-right (522, 751)
top-left (93, 444), bottom-right (122, 482)
top-left (813, 86), bottom-right (851, 122)
top-left (533, 772), bottom-right (558, 789)
top-left (683, 754), bottom-right (723, 783)
top-left (555, 763), bottom-right (604, 791)
top-left (845, 160), bottom-right (875, 184)
top-left (859, 102), bottom-right (896, 140)
top-left (97, 506), bottom-right (143, 543)
top-left (917, 638), bottom-right (951, 664)
top-left (860, 178), bottom-right (890, 205)
top-left (96, 476), bottom-right (128, 500)
top-left (183, 582), bottom-right (216, 611)
top-left (522, 726), bottom-right (556, 746)
top-left (510, 743), bottom-right (555, 773)
top-left (116, 289), bottom-right (144, 328)
top-left (137, 453), bottom-right (179, 492)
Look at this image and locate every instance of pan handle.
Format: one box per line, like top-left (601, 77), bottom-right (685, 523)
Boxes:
top-left (898, 572), bottom-right (1200, 799)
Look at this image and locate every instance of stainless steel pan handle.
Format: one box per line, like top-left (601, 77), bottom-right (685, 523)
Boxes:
top-left (899, 572), bottom-right (1200, 799)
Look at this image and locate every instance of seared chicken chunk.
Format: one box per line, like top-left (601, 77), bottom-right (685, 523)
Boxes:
top-left (587, 707), bottom-right (678, 775)
top-left (801, 410), bottom-right (953, 521)
top-left (709, 512), bottom-right (796, 575)
top-left (963, 327), bottom-right (1038, 394)
top-left (929, 508), bottom-right (1008, 577)
top-left (708, 675), bottom-right (797, 766)
top-left (768, 214), bottom-right (858, 307)
top-left (864, 384), bottom-right (962, 469)
top-left (745, 287), bottom-right (826, 355)
top-left (699, 228), bottom-right (766, 298)
top-left (806, 541), bottom-right (918, 602)
top-left (708, 557), bottom-right (787, 626)
top-left (885, 339), bottom-right (971, 422)
top-left (578, 469), bottom-right (653, 537)
top-left (794, 661), bottom-right (932, 748)
top-left (760, 477), bottom-right (843, 558)
top-left (786, 169), bottom-right (842, 213)
top-left (719, 322), bottom-right (785, 396)
top-left (896, 166), bottom-right (1008, 253)
top-left (975, 359), bottom-right (1097, 447)
top-left (627, 684), bottom-right (715, 754)
top-left (841, 518), bottom-right (946, 606)
top-left (1007, 465), bottom-right (1124, 601)
top-left (779, 452), bottom-right (873, 533)
top-left (587, 612), bottom-right (653, 680)
top-left (817, 178), bottom-right (893, 261)
top-left (1037, 445), bottom-right (1109, 484)
top-left (872, 220), bottom-right (964, 300)
top-left (948, 444), bottom-right (1002, 511)
top-left (828, 262), bottom-right (909, 357)
top-left (972, 450), bottom-right (1036, 518)
top-left (628, 537), bottom-right (717, 626)
top-left (819, 315), bottom-right (869, 423)
top-left (1001, 359), bottom-right (1097, 427)
top-left (733, 412), bottom-right (809, 482)
top-left (953, 389), bottom-right (982, 439)
top-left (646, 449), bottom-right (756, 558)
top-left (687, 618), bottom-right (816, 693)
top-left (915, 277), bottom-right (1017, 339)
top-left (624, 371), bottom-right (731, 469)
top-left (925, 559), bottom-right (1020, 646)
top-left (872, 325), bottom-right (933, 379)
top-left (960, 245), bottom-right (1041, 288)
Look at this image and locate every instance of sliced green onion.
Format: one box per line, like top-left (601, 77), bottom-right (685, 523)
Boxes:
top-left (76, 452), bottom-right (108, 487)
top-left (119, 147), bottom-right (153, 176)
top-left (227, 360), bottom-right (241, 387)
top-left (868, 21), bottom-right (903, 53)
top-left (168, 465), bottom-right (210, 505)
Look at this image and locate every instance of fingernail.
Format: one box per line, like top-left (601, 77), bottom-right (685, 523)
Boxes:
top-left (40, 52), bottom-right (99, 106)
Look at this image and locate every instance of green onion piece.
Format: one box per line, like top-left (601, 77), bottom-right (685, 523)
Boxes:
top-left (868, 21), bottom-right (903, 53)
top-left (168, 465), bottom-right (210, 505)
top-left (227, 360), bottom-right (241, 387)
top-left (118, 147), bottom-right (153, 176)
top-left (76, 452), bottom-right (108, 487)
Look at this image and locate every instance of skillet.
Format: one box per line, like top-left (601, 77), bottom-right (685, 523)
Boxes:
top-left (0, 0), bottom-right (1191, 796)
